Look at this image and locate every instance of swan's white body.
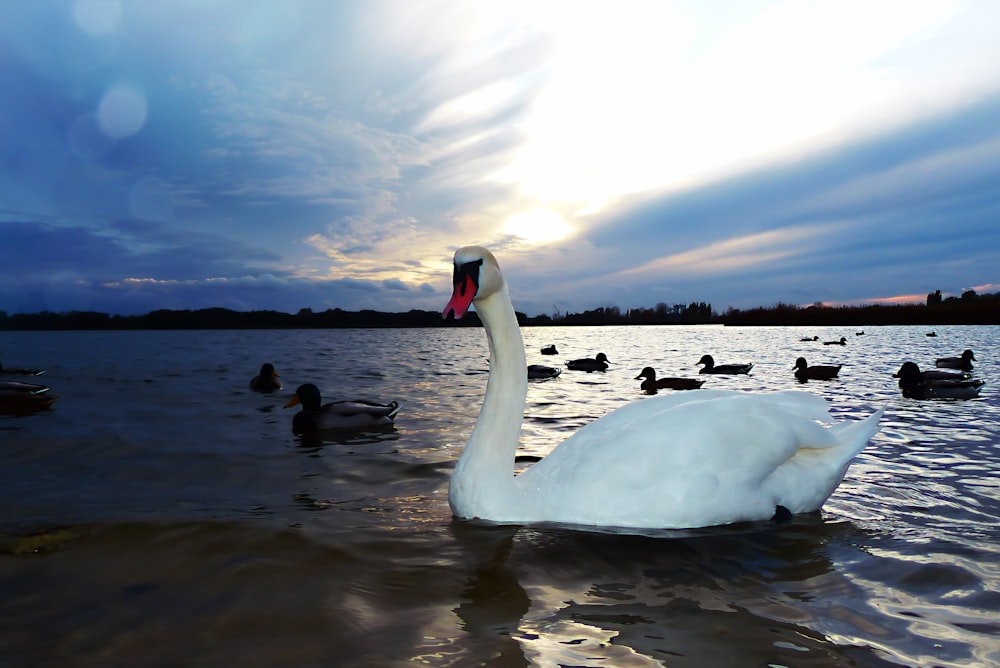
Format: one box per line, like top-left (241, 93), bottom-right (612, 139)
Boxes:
top-left (443, 246), bottom-right (883, 530)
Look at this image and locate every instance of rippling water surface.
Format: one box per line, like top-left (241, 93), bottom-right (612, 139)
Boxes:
top-left (1, 325), bottom-right (998, 667)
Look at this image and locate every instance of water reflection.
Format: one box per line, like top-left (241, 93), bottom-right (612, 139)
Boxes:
top-left (444, 518), bottom-right (902, 667)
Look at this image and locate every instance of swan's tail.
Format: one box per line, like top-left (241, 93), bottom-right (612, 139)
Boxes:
top-left (831, 407), bottom-right (884, 460)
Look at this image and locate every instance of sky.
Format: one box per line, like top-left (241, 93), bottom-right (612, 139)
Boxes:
top-left (2, 0), bottom-right (999, 318)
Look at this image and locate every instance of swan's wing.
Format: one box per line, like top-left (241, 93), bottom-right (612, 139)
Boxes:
top-left (516, 390), bottom-right (877, 527)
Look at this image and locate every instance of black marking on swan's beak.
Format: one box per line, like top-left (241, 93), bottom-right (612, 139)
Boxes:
top-left (443, 258), bottom-right (484, 320)
top-left (454, 258), bottom-right (483, 296)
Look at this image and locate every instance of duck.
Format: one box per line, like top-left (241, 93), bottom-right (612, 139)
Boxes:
top-left (799, 336), bottom-right (819, 342)
top-left (634, 367), bottom-right (704, 393)
top-left (0, 380), bottom-right (57, 415)
top-left (540, 345), bottom-right (558, 355)
top-left (892, 362), bottom-right (969, 382)
top-left (895, 361), bottom-right (985, 400)
top-left (792, 357), bottom-right (842, 382)
top-left (935, 349), bottom-right (975, 371)
top-left (823, 337), bottom-right (847, 346)
top-left (527, 364), bottom-right (562, 380)
top-left (566, 352), bottom-right (610, 372)
top-left (441, 246), bottom-right (883, 530)
top-left (856, 331), bottom-right (865, 336)
top-left (926, 331), bottom-right (937, 337)
top-left (284, 383), bottom-right (400, 433)
top-left (696, 355), bottom-right (753, 375)
top-left (0, 362), bottom-right (45, 376)
top-left (249, 363), bottom-right (282, 392)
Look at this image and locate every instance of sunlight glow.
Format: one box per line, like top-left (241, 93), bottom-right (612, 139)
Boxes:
top-left (501, 209), bottom-right (574, 244)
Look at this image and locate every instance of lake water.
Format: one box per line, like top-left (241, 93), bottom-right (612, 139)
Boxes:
top-left (1, 325), bottom-right (998, 667)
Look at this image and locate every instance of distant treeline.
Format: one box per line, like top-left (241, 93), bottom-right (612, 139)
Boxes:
top-left (0, 291), bottom-right (997, 330)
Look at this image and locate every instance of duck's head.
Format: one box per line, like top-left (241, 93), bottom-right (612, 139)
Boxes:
top-left (697, 354), bottom-right (714, 366)
top-left (962, 349), bottom-right (976, 361)
top-left (595, 352), bottom-right (610, 364)
top-left (285, 383), bottom-right (322, 412)
top-left (259, 363), bottom-right (279, 378)
top-left (895, 361), bottom-right (922, 386)
top-left (793, 357), bottom-right (808, 370)
top-left (443, 246), bottom-right (503, 320)
top-left (635, 366), bottom-right (655, 380)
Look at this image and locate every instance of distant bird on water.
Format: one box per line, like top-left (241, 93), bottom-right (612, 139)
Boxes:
top-left (792, 357), bottom-right (842, 382)
top-left (895, 361), bottom-right (984, 400)
top-left (527, 364), bottom-right (561, 380)
top-left (250, 363), bottom-right (282, 392)
top-left (926, 331), bottom-right (937, 337)
top-left (697, 355), bottom-right (753, 375)
top-left (799, 335), bottom-right (819, 342)
top-left (824, 337), bottom-right (847, 346)
top-left (935, 349), bottom-right (975, 371)
top-left (566, 352), bottom-right (610, 372)
top-left (540, 345), bottom-right (558, 355)
top-left (634, 367), bottom-right (704, 392)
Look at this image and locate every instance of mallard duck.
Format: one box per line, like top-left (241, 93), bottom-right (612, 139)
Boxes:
top-left (696, 355), bottom-right (753, 375)
top-left (935, 349), bottom-right (975, 371)
top-left (249, 363), bottom-right (282, 392)
top-left (895, 361), bottom-right (985, 400)
top-left (527, 364), bottom-right (561, 380)
top-left (0, 362), bottom-right (45, 376)
top-left (284, 383), bottom-right (400, 433)
top-left (566, 352), bottom-right (610, 372)
top-left (634, 367), bottom-right (704, 392)
top-left (540, 345), bottom-right (558, 355)
top-left (892, 362), bottom-right (969, 382)
top-left (0, 380), bottom-right (57, 415)
top-left (793, 357), bottom-right (842, 382)
top-left (823, 337), bottom-right (847, 346)
top-left (441, 246), bottom-right (883, 529)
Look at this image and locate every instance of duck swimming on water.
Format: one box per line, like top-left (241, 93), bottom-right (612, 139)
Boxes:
top-left (441, 245), bottom-right (883, 530)
top-left (696, 355), bottom-right (753, 375)
top-left (250, 363), bottom-right (282, 392)
top-left (792, 357), bottom-right (842, 382)
top-left (634, 367), bottom-right (704, 392)
top-left (284, 383), bottom-right (400, 433)
top-left (895, 362), bottom-right (984, 400)
top-left (935, 349), bottom-right (975, 372)
top-left (566, 353), bottom-right (610, 372)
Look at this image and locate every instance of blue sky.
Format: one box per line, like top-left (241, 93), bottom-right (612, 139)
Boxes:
top-left (2, 0), bottom-right (999, 317)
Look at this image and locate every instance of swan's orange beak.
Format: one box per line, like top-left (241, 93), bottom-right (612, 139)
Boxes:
top-left (443, 275), bottom-right (476, 319)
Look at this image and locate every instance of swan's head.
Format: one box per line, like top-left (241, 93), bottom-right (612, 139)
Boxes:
top-left (442, 245), bottom-right (503, 319)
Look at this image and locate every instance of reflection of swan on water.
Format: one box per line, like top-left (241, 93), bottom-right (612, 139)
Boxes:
top-left (446, 517), bottom-right (876, 667)
top-left (441, 246), bottom-right (883, 530)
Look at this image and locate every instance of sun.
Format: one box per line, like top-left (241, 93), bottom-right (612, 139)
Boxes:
top-left (501, 209), bottom-right (574, 244)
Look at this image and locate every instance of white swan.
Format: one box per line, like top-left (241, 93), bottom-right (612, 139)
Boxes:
top-left (442, 246), bottom-right (883, 530)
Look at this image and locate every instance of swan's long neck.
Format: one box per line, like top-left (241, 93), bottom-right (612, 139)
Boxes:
top-left (449, 281), bottom-right (527, 519)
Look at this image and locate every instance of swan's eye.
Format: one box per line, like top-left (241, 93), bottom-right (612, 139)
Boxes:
top-left (454, 258), bottom-right (484, 296)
